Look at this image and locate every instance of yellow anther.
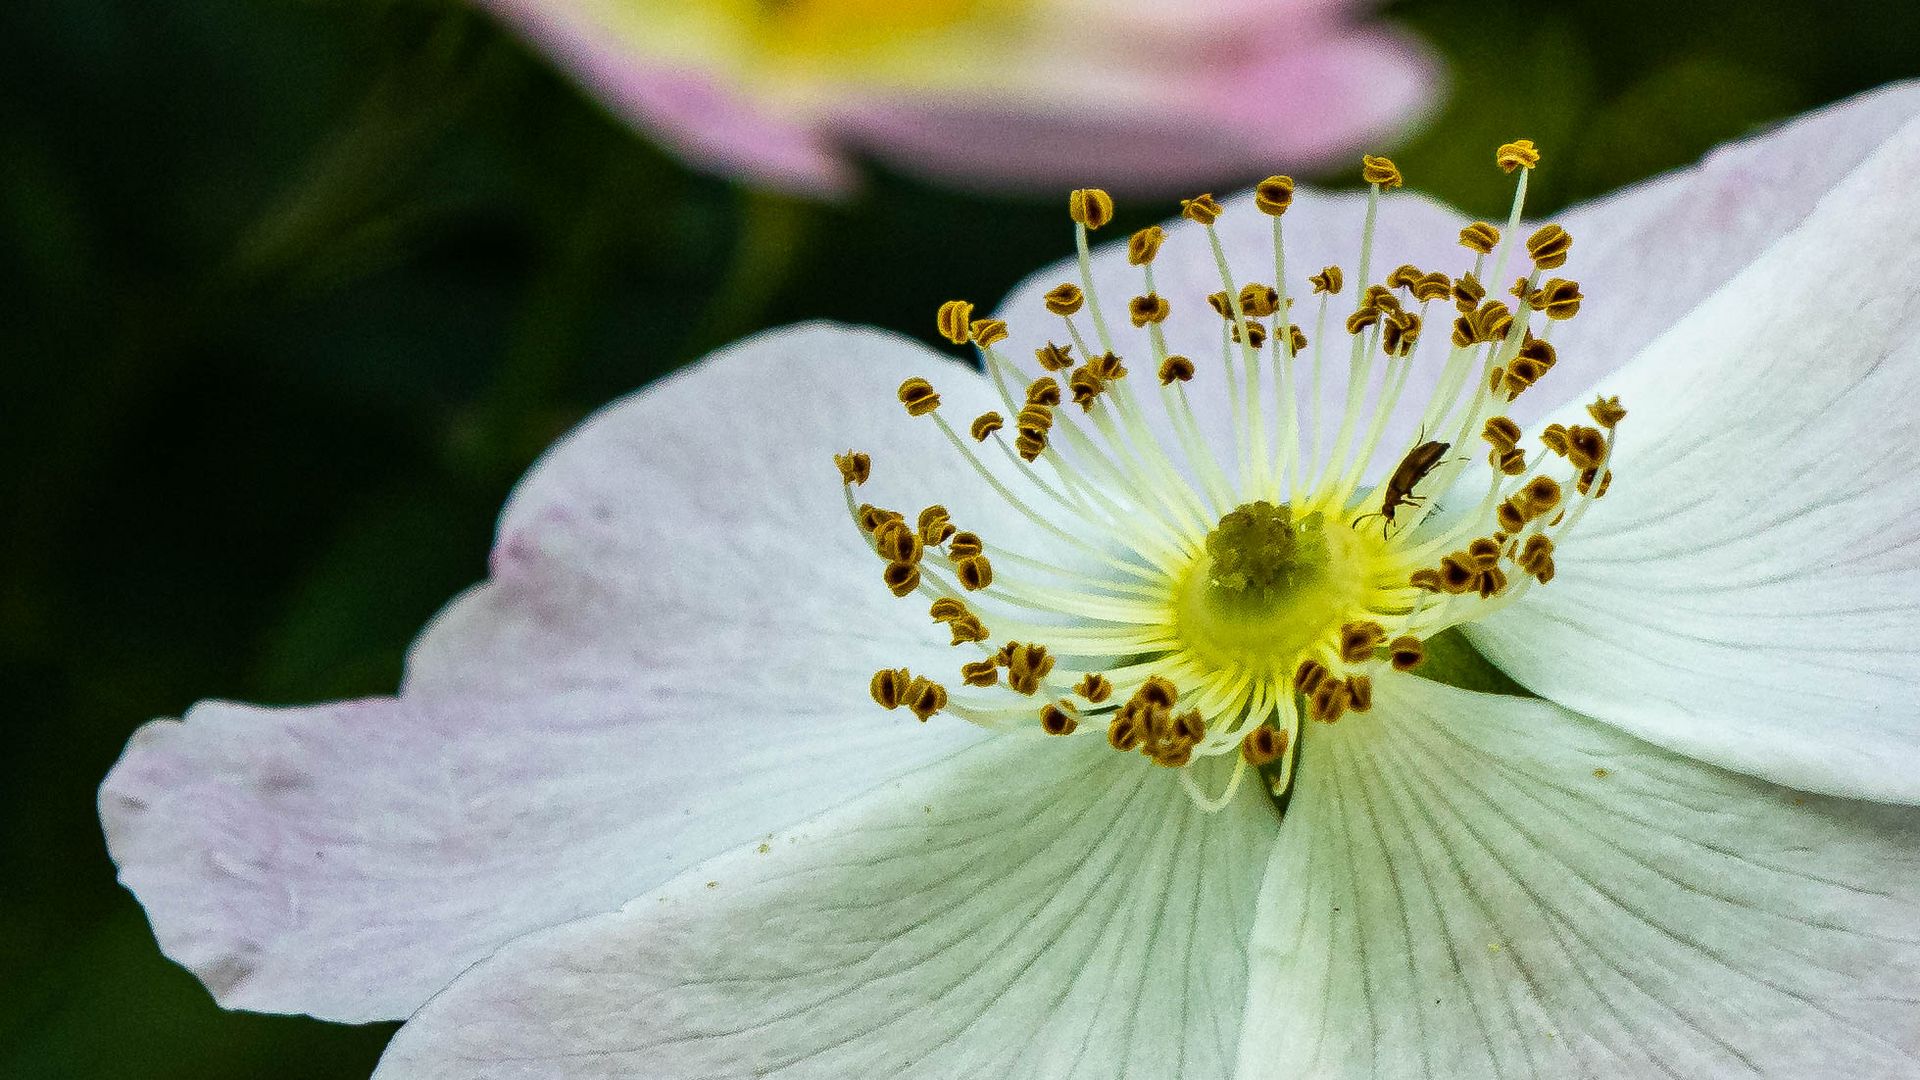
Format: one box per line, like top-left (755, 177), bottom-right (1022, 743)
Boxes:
top-left (1004, 642), bottom-right (1055, 695)
top-left (1345, 674), bottom-right (1374, 713)
top-left (960, 659), bottom-right (1000, 687)
top-left (1540, 423), bottom-right (1570, 456)
top-left (1015, 403), bottom-right (1054, 438)
top-left (948, 531), bottom-right (983, 558)
top-left (1495, 497), bottom-right (1527, 534)
top-left (1453, 300), bottom-right (1513, 347)
top-left (955, 553), bottom-right (994, 592)
top-left (917, 505), bottom-right (955, 547)
top-left (1088, 352), bottom-right (1128, 380)
top-left (834, 451), bottom-right (871, 486)
top-left (1382, 311), bottom-right (1422, 357)
top-left (1137, 674), bottom-right (1179, 710)
top-left (1493, 447), bottom-right (1527, 475)
top-left (878, 523), bottom-right (922, 564)
top-left (1035, 341), bottom-right (1075, 372)
top-left (904, 675), bottom-right (948, 721)
top-left (1232, 320), bottom-right (1268, 349)
top-left (1360, 154), bottom-right (1403, 188)
top-left (1108, 712), bottom-right (1143, 752)
top-left (1040, 699), bottom-right (1079, 735)
top-left (1023, 379), bottom-right (1061, 408)
top-left (928, 596), bottom-right (968, 623)
top-left (1386, 264), bottom-right (1423, 290)
top-left (1467, 537), bottom-right (1502, 568)
top-left (1500, 337), bottom-right (1556, 400)
top-left (1509, 275), bottom-right (1539, 306)
top-left (1388, 635), bottom-right (1425, 671)
top-left (947, 613), bottom-right (989, 645)
top-left (1158, 355), bottom-right (1196, 384)
top-left (936, 300), bottom-right (974, 344)
top-left (1240, 724), bottom-right (1287, 766)
top-left (1451, 271), bottom-right (1486, 311)
top-left (1496, 138), bottom-right (1540, 173)
top-left (969, 411), bottom-right (1004, 441)
top-left (883, 560), bottom-right (921, 597)
top-left (1239, 282), bottom-right (1280, 317)
top-left (1293, 658), bottom-right (1330, 695)
top-left (1146, 709), bottom-right (1205, 767)
top-left (1348, 308), bottom-right (1382, 335)
top-left (1014, 432), bottom-right (1048, 462)
top-left (1283, 324), bottom-right (1308, 353)
top-left (1309, 265), bottom-right (1345, 294)
top-left (1522, 474), bottom-right (1563, 516)
top-left (1043, 283), bottom-right (1085, 316)
top-left (1412, 271), bottom-right (1453, 303)
top-left (969, 318), bottom-right (1009, 347)
top-left (1563, 424), bottom-right (1607, 470)
top-left (1362, 284), bottom-right (1402, 313)
top-left (1459, 221), bottom-right (1501, 255)
top-left (1578, 468), bottom-right (1613, 498)
top-left (1482, 415), bottom-right (1522, 451)
top-left (1475, 564), bottom-right (1509, 599)
top-left (1526, 224), bottom-right (1572, 270)
top-left (1127, 226), bottom-right (1165, 266)
top-left (1129, 293), bottom-right (1171, 327)
top-left (1533, 277), bottom-right (1583, 320)
top-left (1069, 188), bottom-right (1114, 230)
top-left (1517, 533), bottom-right (1556, 584)
top-left (1076, 672), bottom-right (1114, 704)
top-left (1437, 553), bottom-right (1478, 594)
top-left (1308, 677), bottom-right (1351, 723)
top-left (1409, 567), bottom-right (1443, 592)
top-left (858, 505), bottom-right (903, 535)
top-left (1339, 620), bottom-right (1387, 664)
top-left (1181, 193), bottom-right (1224, 225)
top-left (871, 667), bottom-right (913, 710)
top-left (1254, 175), bottom-right (1295, 215)
top-left (897, 377), bottom-right (941, 417)
top-left (1206, 290), bottom-right (1232, 318)
top-left (1587, 395), bottom-right (1627, 429)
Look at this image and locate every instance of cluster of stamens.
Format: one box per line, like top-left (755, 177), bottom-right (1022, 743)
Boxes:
top-left (846, 139), bottom-right (1624, 810)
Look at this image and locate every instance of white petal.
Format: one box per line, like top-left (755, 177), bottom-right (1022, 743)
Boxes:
top-left (100, 324), bottom-right (1018, 1022)
top-left (1239, 674), bottom-right (1920, 1079)
top-left (375, 736), bottom-right (1277, 1079)
top-left (1464, 109), bottom-right (1920, 802)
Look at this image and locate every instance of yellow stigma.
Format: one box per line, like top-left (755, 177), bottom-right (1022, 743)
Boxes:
top-left (843, 142), bottom-right (1625, 812)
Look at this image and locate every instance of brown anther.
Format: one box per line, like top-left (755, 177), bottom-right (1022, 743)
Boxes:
top-left (1438, 553), bottom-right (1477, 594)
top-left (1127, 226), bottom-right (1165, 266)
top-left (1346, 674), bottom-right (1374, 713)
top-left (928, 596), bottom-right (968, 623)
top-left (1459, 221), bottom-right (1501, 255)
top-left (1023, 378), bottom-right (1061, 407)
top-left (968, 318), bottom-right (1009, 348)
top-left (1578, 468), bottom-right (1613, 498)
top-left (1496, 497), bottom-right (1527, 533)
top-left (1241, 725), bottom-right (1287, 766)
top-left (1534, 278), bottom-right (1583, 320)
top-left (1207, 290), bottom-right (1231, 318)
top-left (1474, 565), bottom-right (1509, 599)
top-left (1309, 266), bottom-right (1344, 294)
top-left (1451, 271), bottom-right (1486, 311)
top-left (1467, 537), bottom-right (1502, 568)
top-left (883, 560), bottom-right (921, 597)
top-left (1501, 338), bottom-right (1556, 400)
top-left (1283, 324), bottom-right (1308, 353)
top-left (1082, 353), bottom-right (1122, 381)
top-left (1293, 658), bottom-right (1330, 695)
top-left (1382, 311), bottom-right (1422, 357)
top-left (1076, 672), bottom-right (1114, 704)
top-left (919, 516), bottom-right (956, 548)
top-left (1015, 402), bottom-right (1054, 436)
top-left (1409, 567), bottom-right (1444, 592)
top-left (1495, 447), bottom-right (1528, 475)
top-left (960, 659), bottom-right (999, 687)
top-left (1389, 635), bottom-right (1425, 671)
top-left (955, 554), bottom-right (994, 592)
top-left (1522, 474), bottom-right (1563, 515)
top-left (1362, 284), bottom-right (1402, 313)
top-left (1517, 534), bottom-right (1556, 584)
top-left (1129, 293), bottom-right (1171, 327)
top-left (1069, 366), bottom-right (1106, 410)
top-left (1069, 188), bottom-right (1114, 230)
top-left (1526, 224), bottom-right (1572, 270)
top-left (1412, 271), bottom-right (1453, 303)
top-left (858, 504), bottom-right (904, 534)
top-left (1158, 355), bottom-right (1196, 384)
top-left (1255, 175), bottom-right (1295, 215)
top-left (947, 613), bottom-right (988, 645)
top-left (936, 300), bottom-right (974, 345)
top-left (1348, 308), bottom-right (1382, 335)
top-left (1005, 643), bottom-right (1055, 695)
top-left (834, 451), bottom-right (871, 486)
top-left (1231, 319), bottom-right (1268, 349)
top-left (948, 531), bottom-right (983, 558)
top-left (1043, 283), bottom-right (1085, 316)
top-left (878, 524), bottom-right (922, 564)
top-left (1137, 675), bottom-right (1179, 710)
top-left (871, 667), bottom-right (912, 710)
top-left (1360, 154), bottom-right (1403, 188)
top-left (1173, 708), bottom-right (1206, 744)
top-left (1587, 395), bottom-right (1627, 429)
top-left (916, 504), bottom-right (950, 533)
top-left (897, 377), bottom-right (941, 417)
top-left (1564, 424), bottom-right (1606, 470)
top-left (1181, 193), bottom-right (1224, 225)
top-left (1496, 139), bottom-right (1540, 173)
top-left (1239, 283), bottom-right (1281, 318)
top-left (969, 411), bottom-right (1004, 441)
top-left (1511, 275), bottom-right (1540, 306)
top-left (1108, 712), bottom-right (1143, 752)
top-left (1339, 620), bottom-right (1388, 664)
top-left (1014, 433), bottom-right (1047, 462)
top-left (1035, 341), bottom-right (1075, 371)
top-left (1040, 700), bottom-right (1079, 735)
top-left (1386, 264), bottom-right (1423, 290)
top-left (1309, 678), bottom-right (1351, 723)
top-left (904, 676), bottom-right (947, 721)
top-left (1539, 423), bottom-right (1570, 456)
top-left (1482, 415), bottom-right (1522, 451)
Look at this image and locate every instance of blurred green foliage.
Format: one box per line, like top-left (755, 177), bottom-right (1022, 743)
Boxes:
top-left (1, 0), bottom-right (1913, 1075)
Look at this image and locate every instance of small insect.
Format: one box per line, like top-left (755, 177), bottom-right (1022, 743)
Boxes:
top-left (1354, 439), bottom-right (1450, 535)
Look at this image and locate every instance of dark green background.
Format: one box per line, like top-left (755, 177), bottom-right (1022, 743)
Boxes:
top-left (3, 0), bottom-right (1913, 1075)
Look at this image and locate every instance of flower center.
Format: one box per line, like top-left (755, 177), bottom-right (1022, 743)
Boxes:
top-left (841, 142), bottom-right (1628, 810)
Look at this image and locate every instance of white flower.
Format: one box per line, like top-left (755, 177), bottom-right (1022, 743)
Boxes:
top-left (102, 83), bottom-right (1920, 1078)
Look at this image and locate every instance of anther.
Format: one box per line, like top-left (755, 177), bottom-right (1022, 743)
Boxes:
top-left (883, 560), bottom-right (921, 597)
top-left (1496, 139), bottom-right (1540, 173)
top-left (1240, 724), bottom-right (1286, 766)
top-left (1254, 175), bottom-right (1295, 215)
top-left (1412, 271), bottom-right (1453, 302)
top-left (897, 377), bottom-right (941, 416)
top-left (1283, 324), bottom-right (1308, 352)
top-left (1069, 188), bottom-right (1114, 230)
top-left (1005, 643), bottom-right (1055, 695)
top-left (1522, 475), bottom-right (1563, 515)
top-left (1339, 620), bottom-right (1388, 664)
top-left (1044, 283), bottom-right (1085, 316)
top-left (1128, 226), bottom-right (1165, 266)
top-left (1452, 271), bottom-right (1486, 310)
top-left (904, 676), bottom-right (948, 721)
top-left (1389, 635), bottom-right (1425, 671)
top-left (1360, 155), bottom-right (1403, 188)
top-left (1108, 712), bottom-right (1143, 752)
top-left (955, 554), bottom-right (994, 591)
top-left (947, 614), bottom-right (989, 645)
top-left (1533, 278), bottom-right (1583, 320)
top-left (1025, 378), bottom-right (1062, 406)
top-left (1382, 311), bottom-right (1422, 357)
top-left (1459, 222), bottom-right (1500, 255)
top-left (1467, 537), bottom-right (1502, 568)
top-left (1137, 675), bottom-right (1179, 710)
top-left (1482, 415), bottom-right (1522, 451)
top-left (1309, 266), bottom-right (1344, 294)
top-left (936, 300), bottom-right (974, 344)
top-left (1309, 677), bottom-right (1351, 723)
top-left (1076, 672), bottom-right (1114, 704)
top-left (871, 667), bottom-right (912, 710)
top-left (1540, 423), bottom-right (1570, 456)
top-left (1346, 674), bottom-right (1374, 713)
top-left (1158, 355), bottom-right (1196, 384)
top-left (960, 659), bottom-right (1000, 687)
top-left (1035, 341), bottom-right (1075, 372)
top-left (1494, 447), bottom-right (1527, 475)
top-left (917, 505), bottom-right (955, 546)
top-left (968, 318), bottom-right (1009, 347)
top-left (1181, 193), bottom-right (1224, 225)
top-left (1239, 282), bottom-right (1281, 317)
top-left (1517, 534), bottom-right (1556, 584)
top-left (1578, 468), bottom-right (1613, 498)
top-left (1438, 553), bottom-right (1477, 594)
top-left (970, 411), bottom-right (1004, 441)
top-left (1088, 352), bottom-right (1128, 379)
top-left (1563, 425), bottom-right (1606, 470)
top-left (948, 531), bottom-right (983, 558)
top-left (1232, 320), bottom-right (1268, 349)
top-left (1526, 224), bottom-right (1572, 270)
top-left (1294, 658), bottom-right (1330, 694)
top-left (834, 451), bottom-right (871, 486)
top-left (878, 524), bottom-right (922, 564)
top-left (1129, 293), bottom-right (1171, 327)
top-left (1387, 264), bottom-right (1423, 290)
top-left (858, 504), bottom-right (903, 534)
top-left (1040, 700), bottom-right (1079, 735)
top-left (928, 596), bottom-right (968, 623)
top-left (1587, 395), bottom-right (1627, 429)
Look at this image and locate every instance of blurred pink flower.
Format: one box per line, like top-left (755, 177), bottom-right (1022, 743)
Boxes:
top-left (478, 0), bottom-right (1440, 195)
